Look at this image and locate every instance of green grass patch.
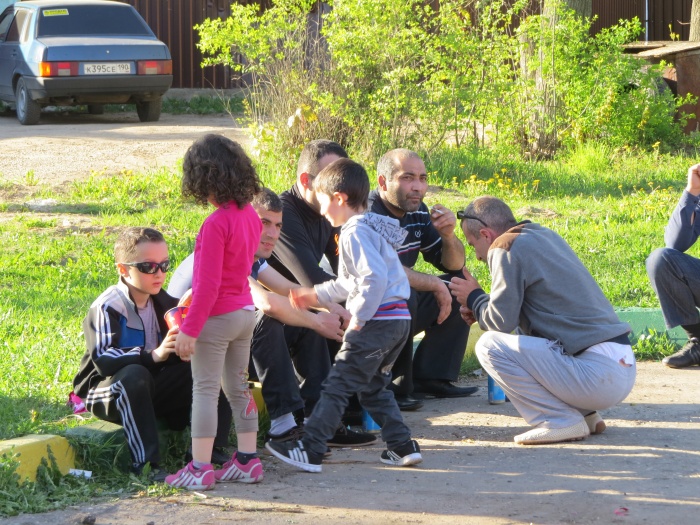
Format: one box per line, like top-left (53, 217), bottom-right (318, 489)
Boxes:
top-left (0, 143), bottom-right (692, 512)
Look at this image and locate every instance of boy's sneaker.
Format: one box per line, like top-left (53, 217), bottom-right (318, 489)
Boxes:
top-left (214, 453), bottom-right (264, 483)
top-left (265, 439), bottom-right (323, 473)
top-left (165, 461), bottom-right (215, 491)
top-left (380, 439), bottom-right (423, 467)
top-left (327, 424), bottom-right (377, 447)
top-left (267, 424), bottom-right (305, 443)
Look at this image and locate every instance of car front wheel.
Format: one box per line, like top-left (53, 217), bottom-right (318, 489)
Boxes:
top-left (136, 98), bottom-right (162, 122)
top-left (15, 77), bottom-right (41, 125)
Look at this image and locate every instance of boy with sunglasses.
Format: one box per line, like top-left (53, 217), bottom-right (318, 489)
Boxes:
top-left (72, 227), bottom-right (232, 480)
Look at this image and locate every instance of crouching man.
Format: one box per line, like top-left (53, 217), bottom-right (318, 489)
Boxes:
top-left (448, 196), bottom-right (636, 445)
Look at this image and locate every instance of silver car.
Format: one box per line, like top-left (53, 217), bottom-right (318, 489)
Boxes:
top-left (0, 0), bottom-right (172, 124)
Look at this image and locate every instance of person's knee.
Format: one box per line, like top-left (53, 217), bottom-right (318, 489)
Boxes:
top-left (646, 247), bottom-right (674, 280)
top-left (118, 364), bottom-right (154, 396)
top-left (475, 331), bottom-right (499, 363)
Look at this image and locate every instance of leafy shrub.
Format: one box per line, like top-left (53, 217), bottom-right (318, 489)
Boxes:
top-left (196, 0), bottom-right (692, 164)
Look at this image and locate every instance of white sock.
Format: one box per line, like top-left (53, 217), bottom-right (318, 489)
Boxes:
top-left (269, 413), bottom-right (296, 436)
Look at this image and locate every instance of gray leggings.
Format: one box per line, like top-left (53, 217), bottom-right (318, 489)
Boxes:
top-left (191, 309), bottom-right (258, 438)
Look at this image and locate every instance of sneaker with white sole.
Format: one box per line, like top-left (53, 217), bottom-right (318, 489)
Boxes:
top-left (327, 424), bottom-right (377, 448)
top-left (380, 439), bottom-right (422, 467)
top-left (584, 412), bottom-right (606, 435)
top-left (265, 439), bottom-right (323, 473)
top-left (514, 420), bottom-right (590, 445)
top-left (165, 461), bottom-right (215, 490)
top-left (214, 453), bottom-right (264, 483)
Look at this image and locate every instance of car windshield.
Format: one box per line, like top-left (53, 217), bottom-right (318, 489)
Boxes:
top-left (37, 5), bottom-right (153, 37)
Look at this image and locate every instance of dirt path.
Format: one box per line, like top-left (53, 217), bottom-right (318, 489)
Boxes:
top-left (2, 362), bottom-right (699, 525)
top-left (2, 114), bottom-right (699, 524)
top-left (0, 110), bottom-right (249, 184)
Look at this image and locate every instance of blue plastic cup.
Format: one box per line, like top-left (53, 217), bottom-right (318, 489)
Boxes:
top-left (362, 408), bottom-right (381, 432)
top-left (488, 375), bottom-right (506, 404)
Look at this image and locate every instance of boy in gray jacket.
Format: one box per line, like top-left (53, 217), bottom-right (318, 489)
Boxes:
top-left (266, 158), bottom-right (421, 472)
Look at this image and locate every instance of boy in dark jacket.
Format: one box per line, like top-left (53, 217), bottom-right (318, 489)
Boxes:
top-left (73, 227), bottom-right (231, 479)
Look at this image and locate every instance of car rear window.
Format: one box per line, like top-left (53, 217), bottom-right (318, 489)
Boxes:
top-left (37, 5), bottom-right (153, 37)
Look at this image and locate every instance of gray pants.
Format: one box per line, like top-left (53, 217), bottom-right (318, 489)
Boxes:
top-left (476, 331), bottom-right (636, 429)
top-left (303, 319), bottom-right (412, 456)
top-left (646, 247), bottom-right (700, 328)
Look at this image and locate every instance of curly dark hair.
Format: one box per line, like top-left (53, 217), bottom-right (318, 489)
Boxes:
top-left (182, 134), bottom-right (262, 209)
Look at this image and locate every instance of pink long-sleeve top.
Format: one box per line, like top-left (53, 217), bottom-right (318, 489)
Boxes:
top-left (180, 201), bottom-right (262, 338)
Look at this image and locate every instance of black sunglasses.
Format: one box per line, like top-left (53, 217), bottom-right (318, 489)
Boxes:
top-left (456, 211), bottom-right (488, 228)
top-left (124, 260), bottom-right (171, 274)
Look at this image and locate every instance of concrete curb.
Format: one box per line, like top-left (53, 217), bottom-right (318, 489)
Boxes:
top-left (0, 435), bottom-right (75, 482)
top-left (2, 311), bottom-right (681, 483)
top-left (1, 382), bottom-right (266, 483)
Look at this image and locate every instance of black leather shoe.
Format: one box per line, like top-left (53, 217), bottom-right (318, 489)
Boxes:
top-left (395, 395), bottom-right (423, 411)
top-left (663, 338), bottom-right (700, 368)
top-left (414, 379), bottom-right (479, 398)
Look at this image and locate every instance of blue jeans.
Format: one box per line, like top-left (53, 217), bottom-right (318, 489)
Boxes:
top-left (646, 247), bottom-right (700, 328)
top-left (303, 319), bottom-right (412, 456)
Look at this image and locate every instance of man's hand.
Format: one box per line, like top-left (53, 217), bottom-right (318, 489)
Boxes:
top-left (326, 302), bottom-right (352, 330)
top-left (430, 204), bottom-right (458, 239)
top-left (687, 163), bottom-right (700, 196)
top-left (152, 327), bottom-right (178, 363)
top-left (174, 331), bottom-right (197, 362)
top-left (432, 276), bottom-right (452, 324)
top-left (447, 267), bottom-right (482, 307)
top-left (288, 287), bottom-right (318, 310)
top-left (459, 305), bottom-right (477, 326)
top-left (313, 311), bottom-right (345, 341)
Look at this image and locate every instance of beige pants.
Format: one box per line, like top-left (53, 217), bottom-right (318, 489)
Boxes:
top-left (191, 309), bottom-right (258, 438)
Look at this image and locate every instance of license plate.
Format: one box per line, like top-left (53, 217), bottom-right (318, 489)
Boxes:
top-left (83, 63), bottom-right (132, 75)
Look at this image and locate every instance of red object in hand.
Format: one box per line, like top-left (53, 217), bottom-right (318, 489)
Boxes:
top-left (164, 306), bottom-right (189, 329)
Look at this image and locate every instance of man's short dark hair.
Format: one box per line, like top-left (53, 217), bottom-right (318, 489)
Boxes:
top-left (297, 139), bottom-right (348, 178)
top-left (252, 187), bottom-right (283, 213)
top-left (460, 196), bottom-right (517, 236)
top-left (313, 158), bottom-right (369, 211)
top-left (114, 227), bottom-right (165, 263)
top-left (376, 148), bottom-right (422, 182)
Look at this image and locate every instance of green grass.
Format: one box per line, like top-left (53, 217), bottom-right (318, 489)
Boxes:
top-left (0, 142), bottom-right (695, 514)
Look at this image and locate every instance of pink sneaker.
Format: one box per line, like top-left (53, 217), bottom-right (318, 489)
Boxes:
top-left (165, 461), bottom-right (215, 490)
top-left (214, 453), bottom-right (264, 483)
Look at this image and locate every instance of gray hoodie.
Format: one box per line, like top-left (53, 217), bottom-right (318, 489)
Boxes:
top-left (315, 212), bottom-right (411, 323)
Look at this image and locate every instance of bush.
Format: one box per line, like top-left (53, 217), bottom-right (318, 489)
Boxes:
top-left (195, 0), bottom-right (693, 165)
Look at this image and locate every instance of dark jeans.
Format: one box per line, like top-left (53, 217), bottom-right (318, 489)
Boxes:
top-left (646, 247), bottom-right (700, 328)
top-left (250, 311), bottom-right (331, 419)
top-left (86, 362), bottom-right (232, 467)
top-left (303, 319), bottom-right (412, 456)
top-left (391, 278), bottom-right (471, 395)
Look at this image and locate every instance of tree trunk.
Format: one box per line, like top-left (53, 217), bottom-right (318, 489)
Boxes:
top-left (691, 0), bottom-right (700, 41)
top-left (525, 0), bottom-right (592, 157)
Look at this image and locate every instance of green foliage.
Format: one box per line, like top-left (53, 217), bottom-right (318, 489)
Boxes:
top-left (195, 0), bottom-right (693, 164)
top-left (633, 329), bottom-right (681, 361)
top-left (0, 448), bottom-right (98, 517)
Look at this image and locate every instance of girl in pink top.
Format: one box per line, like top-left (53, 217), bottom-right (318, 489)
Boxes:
top-left (166, 135), bottom-right (263, 490)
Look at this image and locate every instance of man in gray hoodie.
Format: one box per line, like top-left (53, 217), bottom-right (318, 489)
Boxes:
top-left (448, 196), bottom-right (636, 445)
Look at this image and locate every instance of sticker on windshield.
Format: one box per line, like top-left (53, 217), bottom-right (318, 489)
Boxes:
top-left (43, 9), bottom-right (69, 16)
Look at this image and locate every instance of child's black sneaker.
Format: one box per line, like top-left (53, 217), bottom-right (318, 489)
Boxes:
top-left (380, 439), bottom-right (422, 467)
top-left (265, 439), bottom-right (323, 473)
top-left (327, 424), bottom-right (377, 447)
top-left (267, 424), bottom-right (305, 443)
